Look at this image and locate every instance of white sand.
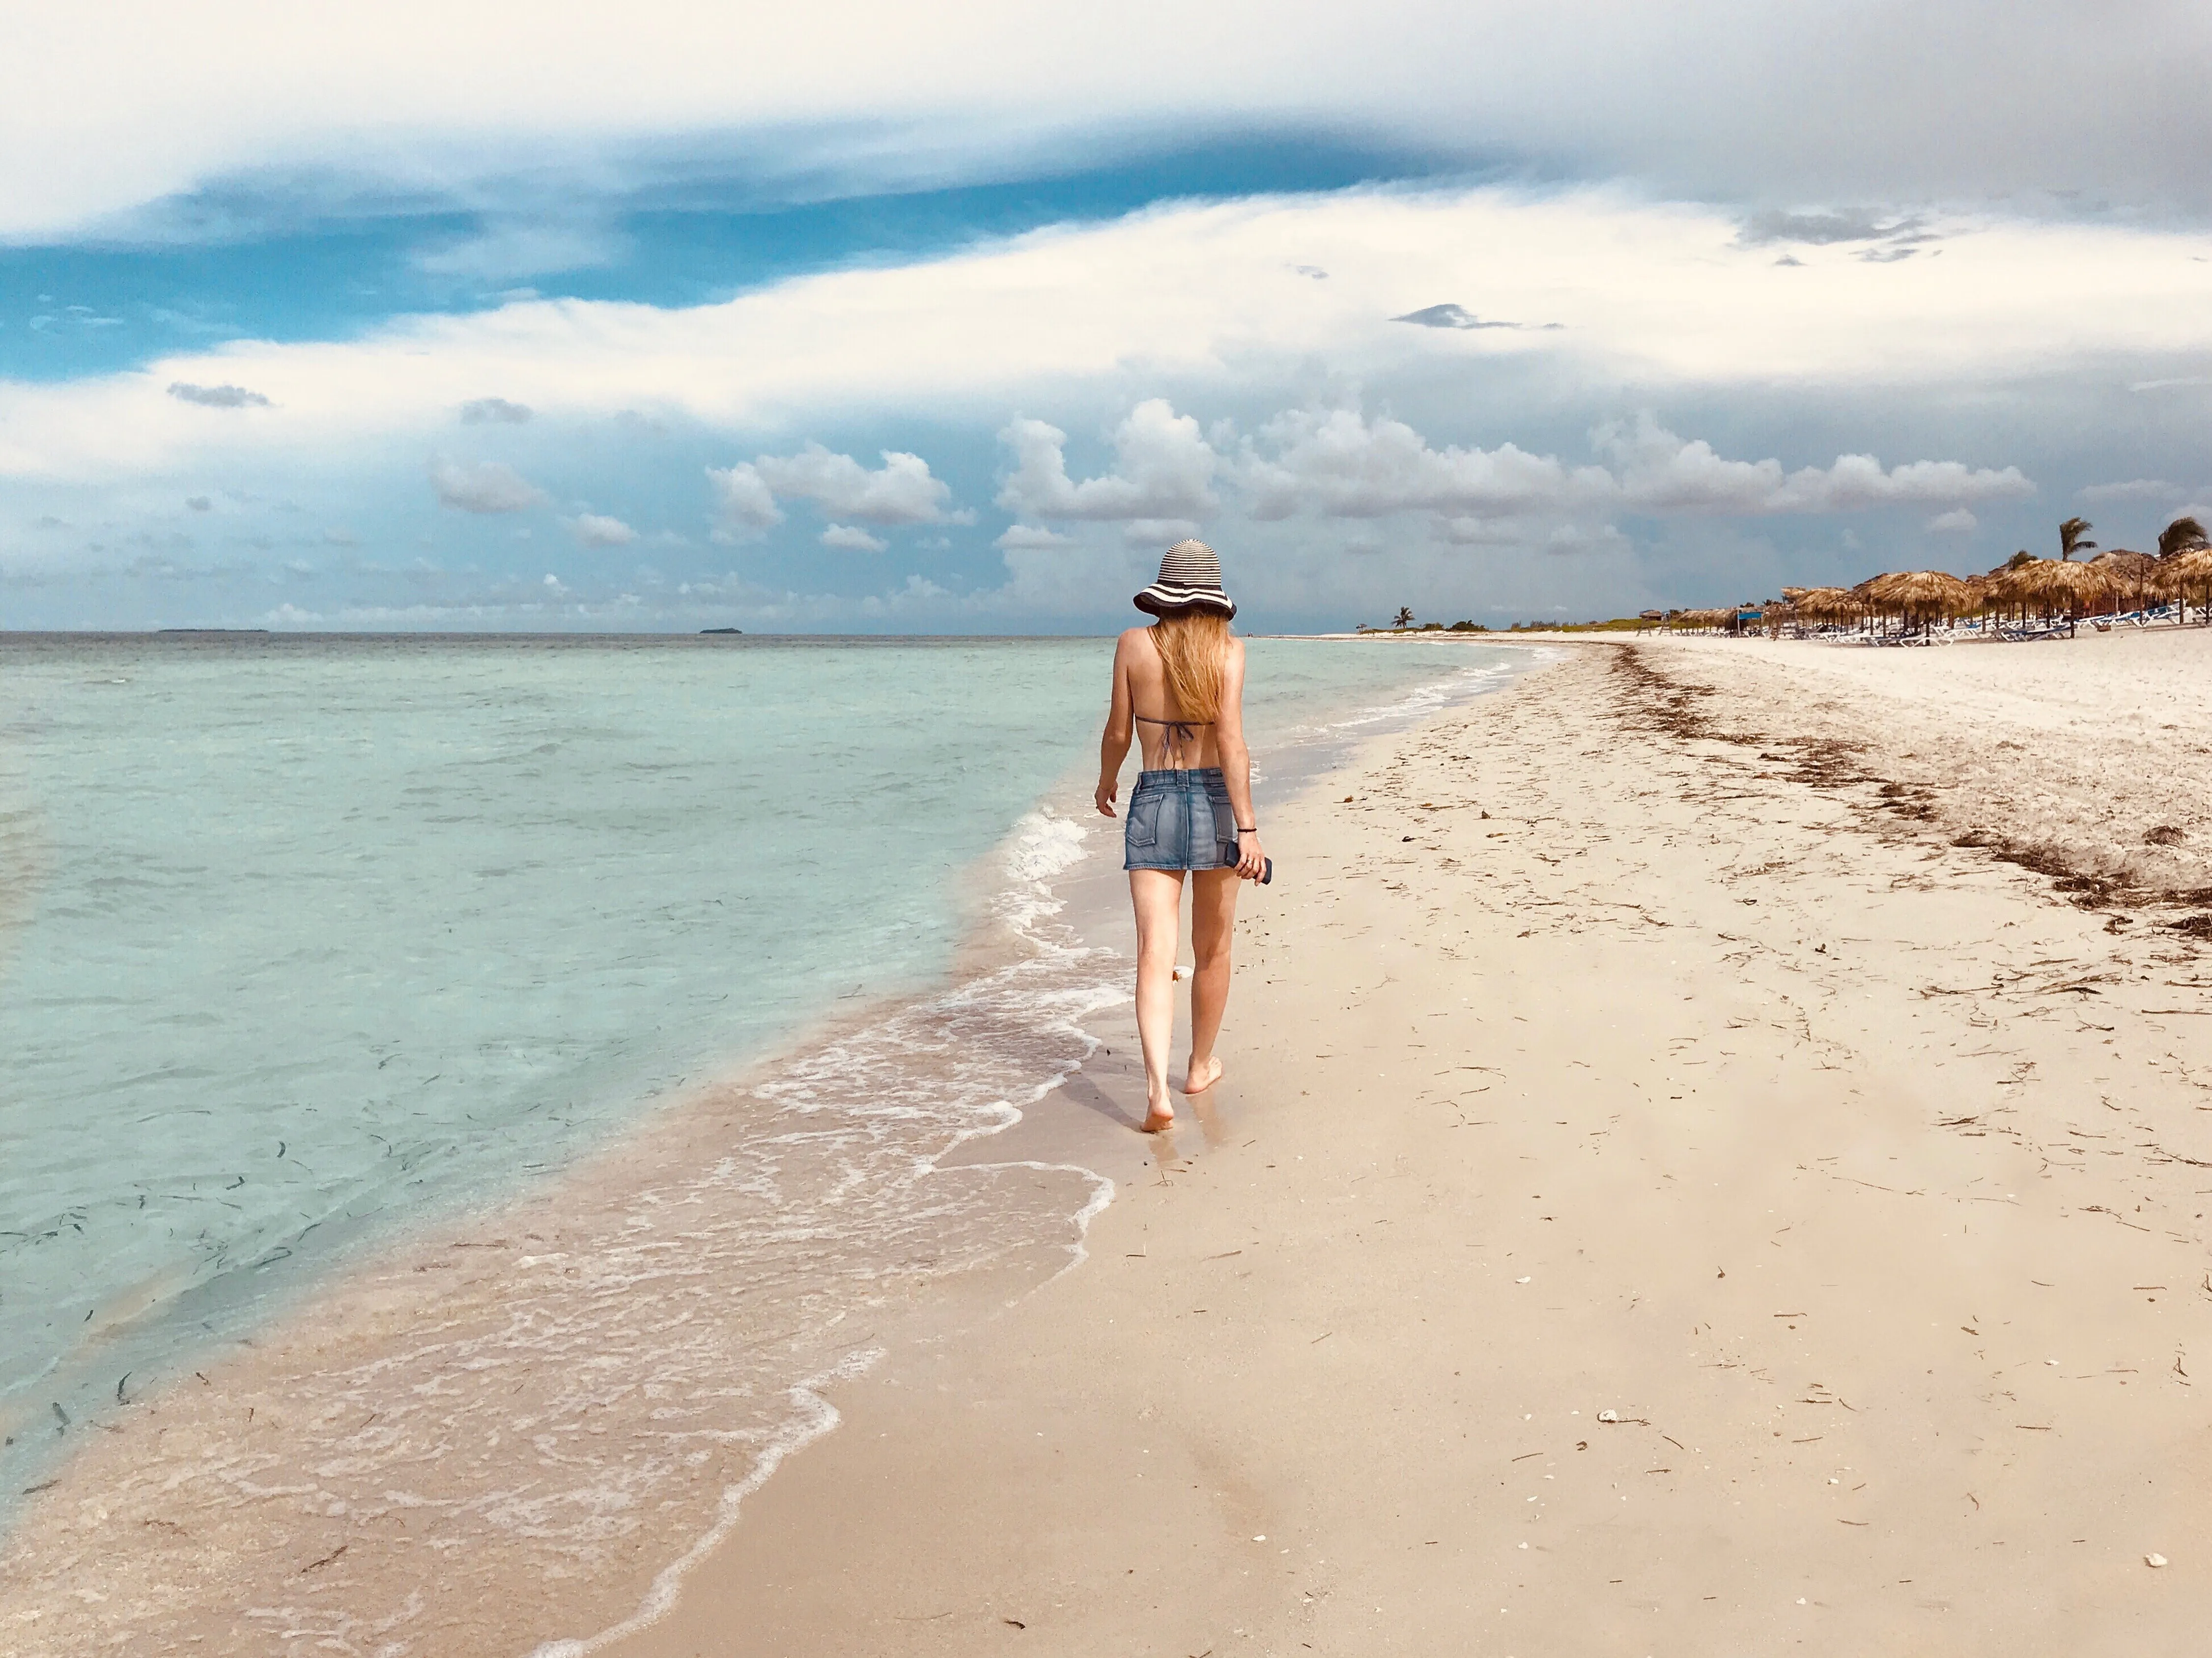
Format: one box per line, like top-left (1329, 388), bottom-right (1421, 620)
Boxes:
top-left (609, 637), bottom-right (2212, 1657)
top-left (1642, 626), bottom-right (2212, 896)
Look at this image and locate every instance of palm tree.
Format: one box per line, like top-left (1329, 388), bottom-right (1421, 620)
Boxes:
top-left (2058, 516), bottom-right (2096, 561)
top-left (1392, 606), bottom-right (1415, 629)
top-left (2157, 515), bottom-right (2209, 560)
top-left (2154, 516), bottom-right (2212, 624)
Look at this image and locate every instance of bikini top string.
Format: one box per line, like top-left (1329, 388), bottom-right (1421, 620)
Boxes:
top-left (1133, 711), bottom-right (1209, 768)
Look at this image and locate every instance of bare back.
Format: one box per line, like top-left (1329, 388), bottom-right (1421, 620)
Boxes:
top-left (1122, 623), bottom-right (1228, 769)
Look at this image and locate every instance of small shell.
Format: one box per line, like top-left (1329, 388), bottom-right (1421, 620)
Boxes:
top-left (2147, 1553), bottom-right (2169, 1568)
top-left (1597, 1409), bottom-right (1620, 1423)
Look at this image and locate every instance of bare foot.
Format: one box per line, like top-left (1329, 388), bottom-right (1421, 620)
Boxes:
top-left (1141, 1098), bottom-right (1176, 1133)
top-left (1182, 1055), bottom-right (1223, 1095)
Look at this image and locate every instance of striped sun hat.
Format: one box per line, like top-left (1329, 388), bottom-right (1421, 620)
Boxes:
top-left (1134, 539), bottom-right (1236, 620)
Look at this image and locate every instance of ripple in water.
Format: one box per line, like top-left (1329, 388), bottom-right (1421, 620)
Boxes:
top-left (0, 805), bottom-right (1122, 1657)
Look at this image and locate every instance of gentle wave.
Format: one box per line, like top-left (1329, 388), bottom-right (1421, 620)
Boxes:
top-left (0, 796), bottom-right (1129, 1657)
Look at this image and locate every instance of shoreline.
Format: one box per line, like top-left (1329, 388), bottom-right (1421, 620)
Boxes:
top-left (0, 639), bottom-right (1532, 1657)
top-left (605, 636), bottom-right (2212, 1656)
top-left (0, 797), bottom-right (1128, 1656)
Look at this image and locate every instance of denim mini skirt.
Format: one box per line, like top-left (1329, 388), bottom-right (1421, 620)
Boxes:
top-left (1124, 767), bottom-right (1238, 872)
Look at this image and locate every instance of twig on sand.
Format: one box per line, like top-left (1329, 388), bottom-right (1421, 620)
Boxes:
top-left (2080, 1205), bottom-right (2150, 1231)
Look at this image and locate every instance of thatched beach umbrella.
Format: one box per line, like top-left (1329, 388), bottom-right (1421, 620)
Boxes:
top-left (1846, 574), bottom-right (1892, 635)
top-left (1792, 586), bottom-right (1855, 626)
top-left (1981, 565), bottom-right (2022, 626)
top-left (2050, 558), bottom-right (2117, 616)
top-left (2160, 545), bottom-right (2212, 624)
top-left (2011, 557), bottom-right (2115, 622)
top-left (1881, 570), bottom-right (1969, 617)
top-left (2090, 548), bottom-right (2158, 612)
top-left (1862, 570), bottom-right (1971, 634)
top-left (1981, 561), bottom-right (2043, 629)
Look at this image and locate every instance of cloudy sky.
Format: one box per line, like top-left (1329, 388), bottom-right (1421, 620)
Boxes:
top-left (7, 1), bottom-right (2212, 632)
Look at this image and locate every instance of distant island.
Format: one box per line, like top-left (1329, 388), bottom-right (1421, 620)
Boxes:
top-left (700, 628), bottom-right (743, 635)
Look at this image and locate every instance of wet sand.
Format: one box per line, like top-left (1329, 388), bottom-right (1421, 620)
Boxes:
top-left (0, 917), bottom-right (1118, 1658)
top-left (611, 636), bottom-right (2212, 1657)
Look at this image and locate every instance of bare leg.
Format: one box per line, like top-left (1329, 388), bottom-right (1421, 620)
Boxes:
top-left (1128, 869), bottom-right (1186, 1130)
top-left (1183, 867), bottom-right (1241, 1094)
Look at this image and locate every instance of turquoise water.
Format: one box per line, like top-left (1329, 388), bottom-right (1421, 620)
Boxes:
top-left (0, 633), bottom-right (1525, 1503)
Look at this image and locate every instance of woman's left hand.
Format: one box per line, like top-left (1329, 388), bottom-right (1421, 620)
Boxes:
top-left (1235, 832), bottom-right (1266, 881)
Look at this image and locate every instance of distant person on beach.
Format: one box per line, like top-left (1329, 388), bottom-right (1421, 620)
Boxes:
top-left (1094, 541), bottom-right (1267, 1132)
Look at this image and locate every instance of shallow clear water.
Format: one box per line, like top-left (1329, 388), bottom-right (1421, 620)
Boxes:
top-left (0, 632), bottom-right (1525, 1508)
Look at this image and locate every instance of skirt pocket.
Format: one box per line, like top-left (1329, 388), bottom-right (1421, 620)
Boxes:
top-left (1125, 791), bottom-right (1163, 850)
top-left (1206, 787), bottom-right (1237, 866)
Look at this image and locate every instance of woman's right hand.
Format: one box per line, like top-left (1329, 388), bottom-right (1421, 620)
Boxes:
top-left (1094, 777), bottom-right (1117, 818)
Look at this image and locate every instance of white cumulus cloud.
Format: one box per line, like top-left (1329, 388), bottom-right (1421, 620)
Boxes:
top-left (1229, 405), bottom-right (2032, 532)
top-left (428, 456), bottom-right (546, 513)
top-left (819, 522), bottom-right (888, 552)
top-left (754, 444), bottom-right (960, 524)
top-left (1926, 507), bottom-right (1978, 533)
top-left (571, 512), bottom-right (636, 547)
top-left (997, 399), bottom-right (1218, 522)
top-left (706, 462), bottom-right (783, 537)
top-left (1595, 414), bottom-right (2035, 514)
top-left (1240, 407), bottom-right (1596, 521)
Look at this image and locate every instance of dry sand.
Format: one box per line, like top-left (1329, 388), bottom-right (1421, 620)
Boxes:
top-left (1642, 627), bottom-right (2212, 898)
top-left (610, 635), bottom-right (2212, 1658)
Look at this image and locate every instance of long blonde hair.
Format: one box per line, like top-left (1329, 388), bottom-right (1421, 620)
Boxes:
top-left (1151, 610), bottom-right (1231, 722)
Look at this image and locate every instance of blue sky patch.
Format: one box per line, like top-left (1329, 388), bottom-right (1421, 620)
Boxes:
top-left (0, 133), bottom-right (1466, 380)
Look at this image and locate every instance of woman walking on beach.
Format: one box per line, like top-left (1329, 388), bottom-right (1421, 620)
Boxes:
top-left (1095, 541), bottom-right (1267, 1132)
